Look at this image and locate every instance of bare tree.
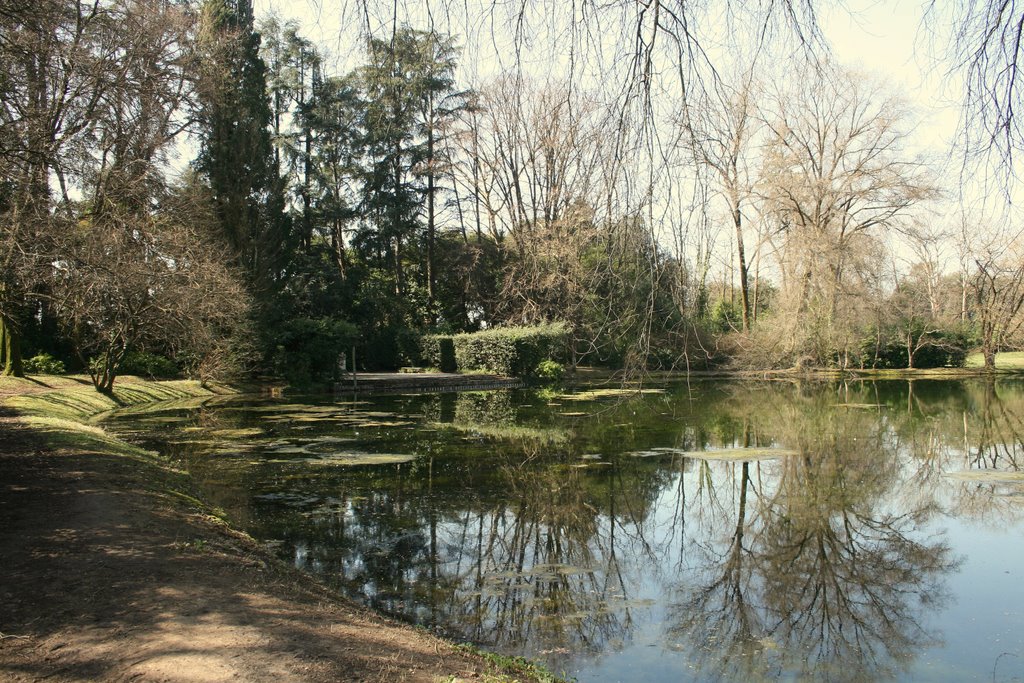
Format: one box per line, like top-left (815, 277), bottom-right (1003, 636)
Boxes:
top-left (465, 76), bottom-right (611, 246)
top-left (52, 179), bottom-right (249, 393)
top-left (679, 67), bottom-right (763, 331)
top-left (968, 228), bottom-right (1024, 369)
top-left (0, 0), bottom-right (118, 374)
top-left (758, 64), bottom-right (933, 365)
top-left (926, 0), bottom-right (1024, 174)
top-left (0, 0), bottom-right (200, 375)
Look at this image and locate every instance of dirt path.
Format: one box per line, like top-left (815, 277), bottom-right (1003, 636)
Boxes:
top-left (0, 405), bottom-right (511, 683)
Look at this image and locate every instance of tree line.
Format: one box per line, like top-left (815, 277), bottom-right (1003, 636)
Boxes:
top-left (2, 0), bottom-right (1022, 390)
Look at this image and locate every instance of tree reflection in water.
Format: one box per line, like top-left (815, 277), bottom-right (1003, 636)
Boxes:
top-left (666, 391), bottom-right (958, 682)
top-left (115, 379), bottom-right (1024, 681)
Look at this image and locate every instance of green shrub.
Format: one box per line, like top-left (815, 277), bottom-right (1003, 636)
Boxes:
top-left (421, 335), bottom-right (457, 373)
top-left (23, 353), bottom-right (66, 375)
top-left (422, 323), bottom-right (569, 377)
top-left (858, 325), bottom-right (969, 369)
top-left (534, 359), bottom-right (565, 382)
top-left (454, 323), bottom-right (569, 377)
top-left (269, 316), bottom-right (358, 384)
top-left (120, 351), bottom-right (180, 379)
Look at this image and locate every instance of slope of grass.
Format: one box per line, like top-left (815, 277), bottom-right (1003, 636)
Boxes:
top-left (3, 375), bottom-right (228, 422)
top-left (965, 352), bottom-right (1024, 369)
top-left (0, 377), bottom-right (231, 492)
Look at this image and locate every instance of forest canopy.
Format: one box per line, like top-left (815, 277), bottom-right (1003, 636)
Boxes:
top-left (2, 0), bottom-right (1023, 389)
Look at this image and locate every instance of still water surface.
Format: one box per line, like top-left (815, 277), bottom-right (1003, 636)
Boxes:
top-left (104, 379), bottom-right (1024, 682)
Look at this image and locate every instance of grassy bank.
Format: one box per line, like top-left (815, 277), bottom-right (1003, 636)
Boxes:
top-left (965, 351), bottom-right (1024, 370)
top-left (1, 377), bottom-right (226, 496)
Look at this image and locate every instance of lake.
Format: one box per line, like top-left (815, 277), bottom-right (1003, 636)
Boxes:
top-left (103, 379), bottom-right (1024, 682)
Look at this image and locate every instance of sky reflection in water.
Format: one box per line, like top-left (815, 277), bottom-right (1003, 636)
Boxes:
top-left (105, 379), bottom-right (1024, 682)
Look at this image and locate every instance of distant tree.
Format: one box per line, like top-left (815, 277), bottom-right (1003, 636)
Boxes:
top-left (926, 0), bottom-right (1024, 173)
top-left (352, 27), bottom-right (465, 309)
top-left (259, 16), bottom-right (321, 250)
top-left (970, 237), bottom-right (1024, 369)
top-left (680, 68), bottom-right (762, 331)
top-left (0, 0), bottom-right (115, 375)
top-left (1, 0), bottom-right (206, 376)
top-left (413, 32), bottom-right (468, 316)
top-left (303, 74), bottom-right (363, 280)
top-left (52, 178), bottom-right (249, 392)
top-left (759, 65), bottom-right (933, 366)
top-left (195, 0), bottom-right (289, 297)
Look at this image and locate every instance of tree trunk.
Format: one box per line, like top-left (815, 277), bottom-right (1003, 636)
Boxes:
top-left (426, 116), bottom-right (436, 319)
top-left (393, 235), bottom-right (404, 295)
top-left (960, 274), bottom-right (968, 322)
top-left (303, 123), bottom-right (313, 251)
top-left (733, 204), bottom-right (750, 331)
top-left (1, 314), bottom-right (24, 377)
top-left (392, 155), bottom-right (405, 294)
top-left (332, 218), bottom-right (347, 281)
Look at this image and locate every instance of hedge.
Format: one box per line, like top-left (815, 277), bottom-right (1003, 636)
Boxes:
top-left (421, 322), bottom-right (569, 377)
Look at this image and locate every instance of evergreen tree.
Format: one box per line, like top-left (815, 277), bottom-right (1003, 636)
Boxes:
top-left (353, 28), bottom-right (467, 315)
top-left (354, 29), bottom-right (427, 296)
top-left (303, 74), bottom-right (363, 280)
top-left (196, 0), bottom-right (289, 297)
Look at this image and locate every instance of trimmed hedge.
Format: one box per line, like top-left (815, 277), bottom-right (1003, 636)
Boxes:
top-left (422, 322), bottom-right (569, 377)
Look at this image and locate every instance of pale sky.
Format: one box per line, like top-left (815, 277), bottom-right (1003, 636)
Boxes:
top-left (822, 0), bottom-right (962, 160)
top-left (251, 0), bottom-right (1011, 254)
top-left (258, 0), bottom-right (964, 157)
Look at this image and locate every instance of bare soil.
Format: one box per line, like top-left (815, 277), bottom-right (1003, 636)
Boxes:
top-left (0, 396), bottom-right (514, 683)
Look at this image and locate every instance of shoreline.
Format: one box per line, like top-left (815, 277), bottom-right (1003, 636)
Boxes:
top-left (0, 377), bottom-right (563, 683)
top-left (1, 368), bottom-right (1019, 681)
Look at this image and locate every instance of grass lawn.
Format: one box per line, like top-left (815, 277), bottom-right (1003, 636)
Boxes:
top-left (964, 351), bottom-right (1024, 369)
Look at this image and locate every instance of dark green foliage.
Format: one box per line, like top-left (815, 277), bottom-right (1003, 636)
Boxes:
top-left (425, 323), bottom-right (569, 377)
top-left (21, 300), bottom-right (77, 372)
top-left (858, 325), bottom-right (970, 369)
top-left (431, 234), bottom-right (503, 333)
top-left (421, 335), bottom-right (457, 372)
top-left (119, 352), bottom-right (180, 380)
top-left (197, 0), bottom-right (290, 296)
top-left (269, 316), bottom-right (358, 384)
top-left (346, 269), bottom-right (423, 370)
top-left (710, 298), bottom-right (742, 333)
top-left (534, 359), bottom-right (565, 382)
top-left (23, 353), bottom-right (66, 375)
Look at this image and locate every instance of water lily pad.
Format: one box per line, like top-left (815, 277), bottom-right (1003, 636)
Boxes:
top-left (433, 422), bottom-right (569, 444)
top-left (253, 492), bottom-right (320, 506)
top-left (355, 420), bottom-right (414, 428)
top-left (270, 451), bottom-right (417, 466)
top-left (624, 447), bottom-right (796, 460)
top-left (682, 448), bottom-right (797, 461)
top-left (560, 388), bottom-right (666, 401)
top-left (269, 446), bottom-right (309, 454)
top-left (208, 427), bottom-right (264, 438)
top-left (532, 563), bottom-right (586, 575)
top-left (624, 450), bottom-right (666, 458)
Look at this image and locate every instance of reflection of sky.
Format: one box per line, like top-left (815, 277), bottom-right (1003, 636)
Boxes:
top-left (916, 518), bottom-right (1024, 683)
top-left (106, 383), bottom-right (1024, 682)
